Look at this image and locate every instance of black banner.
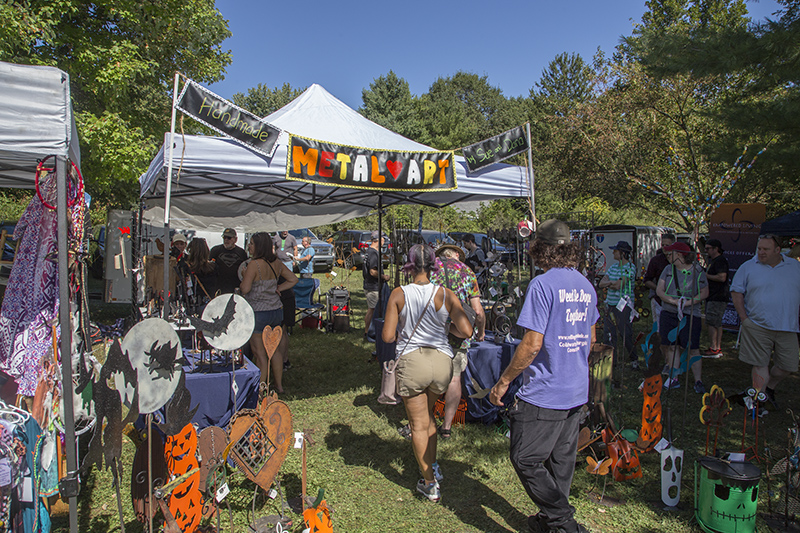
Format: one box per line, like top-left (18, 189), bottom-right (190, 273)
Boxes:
top-left (287, 135), bottom-right (456, 192)
top-left (462, 125), bottom-right (528, 172)
top-left (176, 79), bottom-right (281, 158)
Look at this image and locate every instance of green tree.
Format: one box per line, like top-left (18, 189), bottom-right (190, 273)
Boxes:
top-left (533, 52), bottom-right (595, 116)
top-left (359, 71), bottom-right (422, 140)
top-left (417, 71), bottom-right (508, 149)
top-left (0, 0), bottom-right (232, 208)
top-left (233, 83), bottom-right (306, 117)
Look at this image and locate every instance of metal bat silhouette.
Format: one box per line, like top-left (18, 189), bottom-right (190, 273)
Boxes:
top-left (188, 294), bottom-right (237, 339)
top-left (144, 339), bottom-right (185, 379)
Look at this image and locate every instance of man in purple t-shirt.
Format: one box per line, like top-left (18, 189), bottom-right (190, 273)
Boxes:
top-left (491, 219), bottom-right (598, 533)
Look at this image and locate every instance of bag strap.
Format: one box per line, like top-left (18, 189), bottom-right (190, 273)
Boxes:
top-left (399, 284), bottom-right (437, 356)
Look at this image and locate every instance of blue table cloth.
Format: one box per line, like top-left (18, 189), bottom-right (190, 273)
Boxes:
top-left (463, 333), bottom-right (522, 424)
top-left (180, 351), bottom-right (260, 429)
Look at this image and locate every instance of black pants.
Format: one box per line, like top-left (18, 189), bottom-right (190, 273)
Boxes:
top-left (509, 400), bottom-right (582, 532)
top-left (604, 305), bottom-right (635, 362)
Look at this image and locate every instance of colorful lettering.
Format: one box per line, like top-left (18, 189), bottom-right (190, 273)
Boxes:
top-left (370, 156), bottom-right (386, 183)
top-left (336, 154), bottom-right (351, 180)
top-left (292, 146), bottom-right (318, 175)
top-left (319, 151), bottom-right (335, 178)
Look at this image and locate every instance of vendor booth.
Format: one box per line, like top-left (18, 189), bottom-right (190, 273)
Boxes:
top-left (0, 60), bottom-right (82, 532)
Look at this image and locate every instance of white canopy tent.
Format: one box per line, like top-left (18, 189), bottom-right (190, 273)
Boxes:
top-left (0, 60), bottom-right (80, 532)
top-left (139, 84), bottom-right (530, 232)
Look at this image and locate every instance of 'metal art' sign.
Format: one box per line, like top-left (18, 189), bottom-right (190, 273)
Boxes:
top-left (176, 79), bottom-right (281, 158)
top-left (462, 125), bottom-right (528, 172)
top-left (286, 135), bottom-right (456, 192)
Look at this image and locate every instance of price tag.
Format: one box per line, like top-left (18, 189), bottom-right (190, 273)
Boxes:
top-left (653, 438), bottom-right (670, 452)
top-left (268, 488), bottom-right (278, 499)
top-left (514, 286), bottom-right (522, 298)
top-left (215, 482), bottom-right (230, 502)
top-left (294, 432), bottom-right (304, 449)
top-left (231, 380), bottom-right (239, 395)
top-left (616, 298), bottom-right (627, 312)
top-left (489, 287), bottom-right (497, 297)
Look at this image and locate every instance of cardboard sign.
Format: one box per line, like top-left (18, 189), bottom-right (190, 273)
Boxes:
top-left (462, 125), bottom-right (528, 171)
top-left (177, 79), bottom-right (281, 158)
top-left (287, 134), bottom-right (456, 192)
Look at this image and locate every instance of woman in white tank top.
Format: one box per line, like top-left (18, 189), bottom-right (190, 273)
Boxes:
top-left (382, 244), bottom-right (472, 503)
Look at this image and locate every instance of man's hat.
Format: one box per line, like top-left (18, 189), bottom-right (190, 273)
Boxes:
top-left (371, 230), bottom-right (380, 241)
top-left (436, 244), bottom-right (465, 263)
top-left (222, 228), bottom-right (237, 238)
top-left (609, 240), bottom-right (633, 253)
top-left (172, 232), bottom-right (186, 243)
top-left (535, 219), bottom-right (570, 245)
top-left (705, 238), bottom-right (724, 252)
top-left (664, 242), bottom-right (692, 254)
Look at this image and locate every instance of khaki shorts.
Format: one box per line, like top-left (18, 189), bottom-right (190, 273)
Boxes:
top-left (705, 301), bottom-right (727, 328)
top-left (396, 347), bottom-right (453, 397)
top-left (452, 348), bottom-right (468, 375)
top-left (738, 318), bottom-right (799, 372)
top-left (365, 290), bottom-right (379, 309)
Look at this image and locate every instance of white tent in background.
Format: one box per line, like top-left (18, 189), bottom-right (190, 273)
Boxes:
top-left (139, 84), bottom-right (529, 232)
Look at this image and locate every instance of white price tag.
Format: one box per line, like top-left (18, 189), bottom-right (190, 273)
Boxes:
top-left (489, 287), bottom-right (498, 297)
top-left (293, 432), bottom-right (304, 449)
top-left (653, 438), bottom-right (670, 452)
top-left (232, 380), bottom-right (239, 395)
top-left (514, 286), bottom-right (522, 298)
top-left (268, 488), bottom-right (278, 499)
top-left (215, 482), bottom-right (230, 502)
top-left (616, 298), bottom-right (627, 312)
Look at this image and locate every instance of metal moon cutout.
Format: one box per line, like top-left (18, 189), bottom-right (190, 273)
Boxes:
top-left (122, 318), bottom-right (183, 414)
top-left (192, 294), bottom-right (254, 351)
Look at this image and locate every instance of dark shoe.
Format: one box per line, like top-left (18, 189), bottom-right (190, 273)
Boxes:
top-left (694, 380), bottom-right (706, 394)
top-left (398, 424), bottom-right (412, 439)
top-left (283, 360), bottom-right (292, 371)
top-left (527, 513), bottom-right (545, 532)
top-left (765, 387), bottom-right (780, 410)
top-left (437, 426), bottom-right (452, 439)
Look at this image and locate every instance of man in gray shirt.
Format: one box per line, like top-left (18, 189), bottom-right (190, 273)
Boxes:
top-left (731, 234), bottom-right (800, 412)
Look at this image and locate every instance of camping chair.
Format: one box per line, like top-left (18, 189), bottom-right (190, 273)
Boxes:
top-left (294, 278), bottom-right (324, 327)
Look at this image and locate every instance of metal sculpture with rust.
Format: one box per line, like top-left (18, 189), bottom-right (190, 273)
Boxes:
top-left (226, 391), bottom-right (292, 491)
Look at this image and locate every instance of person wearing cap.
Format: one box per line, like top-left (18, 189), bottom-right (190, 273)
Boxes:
top-left (210, 228), bottom-right (248, 294)
top-left (703, 239), bottom-right (729, 358)
top-left (657, 241), bottom-right (709, 393)
top-left (364, 230), bottom-right (390, 339)
top-left (730, 234), bottom-right (800, 414)
top-left (598, 241), bottom-right (637, 368)
top-left (430, 243), bottom-right (486, 439)
top-left (490, 219), bottom-right (598, 533)
top-left (273, 230), bottom-right (298, 272)
top-left (170, 232), bottom-right (187, 260)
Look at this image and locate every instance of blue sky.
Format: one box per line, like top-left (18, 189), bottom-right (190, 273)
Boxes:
top-left (209, 0), bottom-right (782, 110)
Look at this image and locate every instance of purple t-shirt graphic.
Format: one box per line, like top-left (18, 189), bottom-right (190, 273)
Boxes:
top-left (516, 267), bottom-right (599, 410)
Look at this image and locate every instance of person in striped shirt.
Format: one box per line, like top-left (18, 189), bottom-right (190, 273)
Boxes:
top-left (599, 241), bottom-right (637, 367)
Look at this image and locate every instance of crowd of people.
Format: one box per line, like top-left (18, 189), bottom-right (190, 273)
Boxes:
top-left (159, 223), bottom-right (800, 531)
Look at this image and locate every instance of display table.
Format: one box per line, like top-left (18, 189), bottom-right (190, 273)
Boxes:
top-left (180, 350), bottom-right (260, 429)
top-left (463, 333), bottom-right (522, 424)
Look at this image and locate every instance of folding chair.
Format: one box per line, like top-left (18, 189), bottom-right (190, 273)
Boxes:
top-left (294, 278), bottom-right (324, 327)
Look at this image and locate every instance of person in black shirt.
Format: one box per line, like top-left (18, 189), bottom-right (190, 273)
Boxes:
top-left (363, 230), bottom-right (389, 338)
top-left (463, 234), bottom-right (487, 278)
top-left (209, 228), bottom-right (248, 294)
top-left (703, 238), bottom-right (729, 357)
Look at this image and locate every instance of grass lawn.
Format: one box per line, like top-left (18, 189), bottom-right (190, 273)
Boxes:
top-left (53, 270), bottom-right (799, 532)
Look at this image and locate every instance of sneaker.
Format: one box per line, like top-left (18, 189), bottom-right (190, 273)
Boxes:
top-left (416, 479), bottom-right (440, 502)
top-left (283, 360), bottom-right (292, 371)
top-left (398, 424), bottom-right (412, 440)
top-left (747, 407), bottom-right (768, 419)
top-left (630, 360), bottom-right (640, 370)
top-left (765, 387), bottom-right (780, 410)
top-left (703, 348), bottom-right (723, 359)
top-left (694, 380), bottom-right (706, 394)
top-left (663, 377), bottom-right (680, 390)
top-left (432, 461), bottom-right (444, 483)
top-left (527, 513), bottom-right (546, 532)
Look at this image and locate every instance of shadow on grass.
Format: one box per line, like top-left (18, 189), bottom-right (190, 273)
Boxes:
top-left (325, 422), bottom-right (527, 532)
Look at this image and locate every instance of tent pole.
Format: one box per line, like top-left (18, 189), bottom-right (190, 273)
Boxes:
top-left (525, 122), bottom-right (536, 232)
top-left (57, 155), bottom-right (79, 532)
top-left (378, 194), bottom-right (383, 297)
top-left (162, 72), bottom-right (181, 319)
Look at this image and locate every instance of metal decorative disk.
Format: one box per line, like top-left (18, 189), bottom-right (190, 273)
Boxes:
top-left (192, 294), bottom-right (254, 351)
top-left (122, 318), bottom-right (183, 414)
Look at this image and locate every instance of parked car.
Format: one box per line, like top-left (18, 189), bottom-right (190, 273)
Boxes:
top-left (448, 232), bottom-right (516, 263)
top-left (327, 230), bottom-right (392, 268)
top-left (288, 228), bottom-right (334, 272)
top-left (395, 230), bottom-right (455, 248)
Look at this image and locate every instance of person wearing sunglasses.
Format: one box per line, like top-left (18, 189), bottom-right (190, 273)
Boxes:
top-left (209, 228), bottom-right (248, 294)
